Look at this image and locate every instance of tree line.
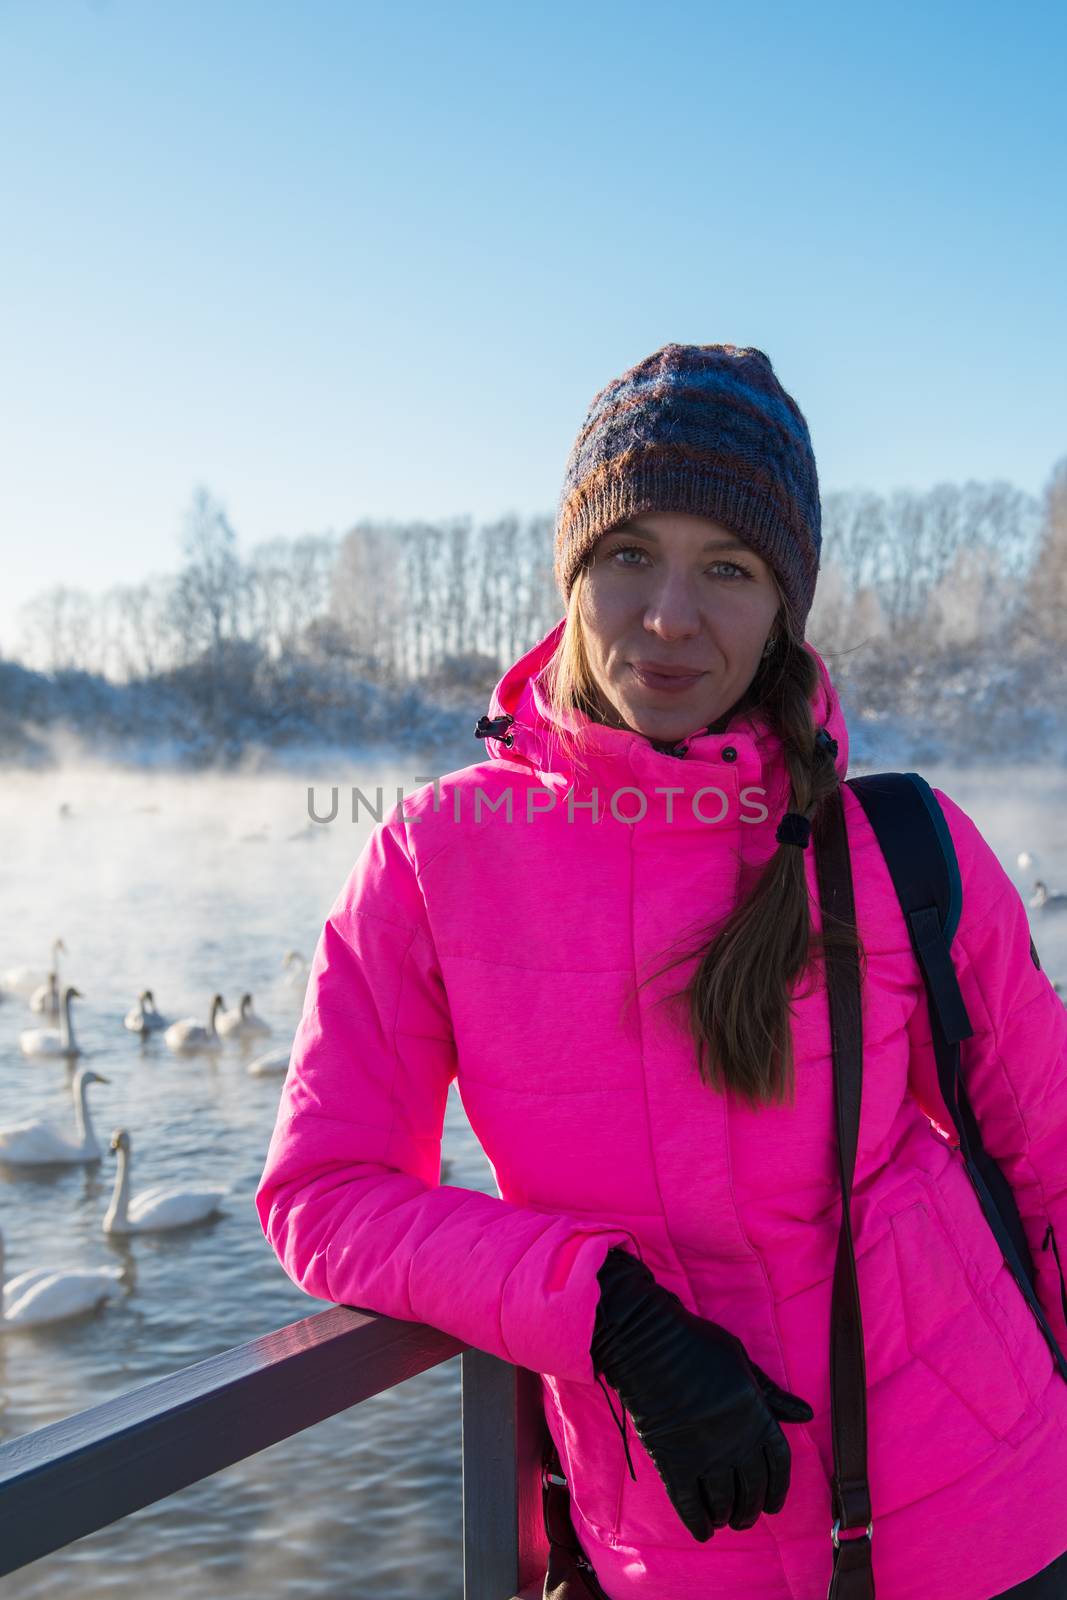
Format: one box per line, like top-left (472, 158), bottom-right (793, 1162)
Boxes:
top-left (3, 458), bottom-right (1066, 764)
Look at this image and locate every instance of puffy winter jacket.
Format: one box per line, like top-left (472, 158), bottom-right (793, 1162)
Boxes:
top-left (256, 618), bottom-right (1067, 1600)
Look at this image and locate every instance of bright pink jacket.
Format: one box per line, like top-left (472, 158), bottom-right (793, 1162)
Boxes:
top-left (256, 620), bottom-right (1067, 1600)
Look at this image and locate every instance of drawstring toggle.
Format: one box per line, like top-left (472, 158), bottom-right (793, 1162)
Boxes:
top-left (474, 713), bottom-right (515, 747)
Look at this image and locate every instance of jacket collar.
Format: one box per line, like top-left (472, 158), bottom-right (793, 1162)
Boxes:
top-left (477, 618), bottom-right (850, 799)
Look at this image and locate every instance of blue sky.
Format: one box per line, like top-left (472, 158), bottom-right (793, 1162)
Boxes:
top-left (1, 0), bottom-right (1064, 655)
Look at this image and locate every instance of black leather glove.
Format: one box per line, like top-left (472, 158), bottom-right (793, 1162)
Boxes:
top-left (590, 1247), bottom-right (814, 1543)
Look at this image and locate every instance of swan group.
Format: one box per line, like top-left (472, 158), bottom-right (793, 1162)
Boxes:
top-left (0, 940), bottom-right (307, 1345)
top-left (0, 1228), bottom-right (125, 1330)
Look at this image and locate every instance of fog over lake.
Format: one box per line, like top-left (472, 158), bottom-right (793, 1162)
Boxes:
top-left (1, 758), bottom-right (1064, 1599)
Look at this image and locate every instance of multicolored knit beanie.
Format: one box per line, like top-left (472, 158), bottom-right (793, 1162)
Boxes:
top-left (553, 342), bottom-right (822, 639)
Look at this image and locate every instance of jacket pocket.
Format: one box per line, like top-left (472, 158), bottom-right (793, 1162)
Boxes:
top-left (890, 1196), bottom-right (1034, 1442)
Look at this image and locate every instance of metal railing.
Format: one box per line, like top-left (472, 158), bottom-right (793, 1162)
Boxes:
top-left (0, 1304), bottom-right (551, 1600)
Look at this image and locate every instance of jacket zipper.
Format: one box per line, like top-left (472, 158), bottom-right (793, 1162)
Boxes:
top-left (544, 1462), bottom-right (612, 1596)
top-left (1042, 1221), bottom-right (1067, 1325)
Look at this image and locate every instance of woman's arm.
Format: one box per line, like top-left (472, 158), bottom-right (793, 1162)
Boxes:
top-left (254, 810), bottom-right (640, 1383)
top-left (905, 788), bottom-right (1067, 1348)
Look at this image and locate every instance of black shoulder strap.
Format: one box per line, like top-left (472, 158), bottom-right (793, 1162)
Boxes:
top-left (846, 772), bottom-right (1067, 1382)
top-left (813, 787), bottom-right (875, 1599)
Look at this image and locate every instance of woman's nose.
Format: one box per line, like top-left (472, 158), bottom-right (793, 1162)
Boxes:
top-left (642, 573), bottom-right (702, 638)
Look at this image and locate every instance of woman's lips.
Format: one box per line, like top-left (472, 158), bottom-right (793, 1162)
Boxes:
top-left (629, 664), bottom-right (706, 693)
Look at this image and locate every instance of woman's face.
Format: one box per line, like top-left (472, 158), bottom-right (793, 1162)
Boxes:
top-left (578, 511), bottom-right (782, 742)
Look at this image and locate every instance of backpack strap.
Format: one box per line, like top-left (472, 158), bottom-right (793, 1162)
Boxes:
top-left (846, 772), bottom-right (1067, 1383)
top-left (813, 786), bottom-right (875, 1600)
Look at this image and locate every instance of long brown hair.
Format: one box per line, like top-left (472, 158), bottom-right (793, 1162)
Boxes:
top-left (540, 563), bottom-right (866, 1110)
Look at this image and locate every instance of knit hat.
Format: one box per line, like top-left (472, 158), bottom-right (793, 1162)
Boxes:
top-left (554, 343), bottom-right (822, 638)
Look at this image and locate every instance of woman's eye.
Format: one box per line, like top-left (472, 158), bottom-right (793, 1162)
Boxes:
top-left (609, 544), bottom-right (647, 565)
top-left (606, 545), bottom-right (752, 580)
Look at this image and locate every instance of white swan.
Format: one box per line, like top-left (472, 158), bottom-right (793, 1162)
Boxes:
top-left (142, 989), bottom-right (169, 1029)
top-left (124, 991), bottom-right (151, 1034)
top-left (4, 937), bottom-right (66, 997)
top-left (103, 1129), bottom-right (228, 1234)
top-left (217, 992), bottom-right (271, 1039)
top-left (246, 1044), bottom-right (292, 1077)
top-left (0, 1228), bottom-right (124, 1330)
top-left (0, 1066), bottom-right (109, 1166)
top-left (281, 950), bottom-right (310, 987)
top-left (29, 970), bottom-right (60, 1017)
top-left (19, 985), bottom-right (83, 1058)
top-left (164, 994), bottom-right (225, 1053)
top-left (1018, 850), bottom-right (1040, 873)
top-left (124, 989), bottom-right (169, 1034)
top-left (1029, 880), bottom-right (1067, 912)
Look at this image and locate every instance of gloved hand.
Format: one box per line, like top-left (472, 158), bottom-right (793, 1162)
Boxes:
top-left (590, 1247), bottom-right (814, 1543)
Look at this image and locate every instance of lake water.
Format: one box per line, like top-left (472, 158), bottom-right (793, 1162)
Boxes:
top-left (1, 755), bottom-right (1065, 1599)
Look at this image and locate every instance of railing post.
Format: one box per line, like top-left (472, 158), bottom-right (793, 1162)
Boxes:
top-left (461, 1352), bottom-right (549, 1600)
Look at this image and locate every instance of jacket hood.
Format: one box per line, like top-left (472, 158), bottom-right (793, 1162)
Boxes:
top-left (477, 617), bottom-right (849, 800)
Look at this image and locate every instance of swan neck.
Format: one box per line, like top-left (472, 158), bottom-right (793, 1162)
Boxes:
top-left (75, 1076), bottom-right (94, 1149)
top-left (107, 1145), bottom-right (131, 1229)
top-left (62, 991), bottom-right (76, 1048)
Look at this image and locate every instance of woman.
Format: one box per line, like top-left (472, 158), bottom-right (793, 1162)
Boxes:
top-left (256, 343), bottom-right (1067, 1599)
